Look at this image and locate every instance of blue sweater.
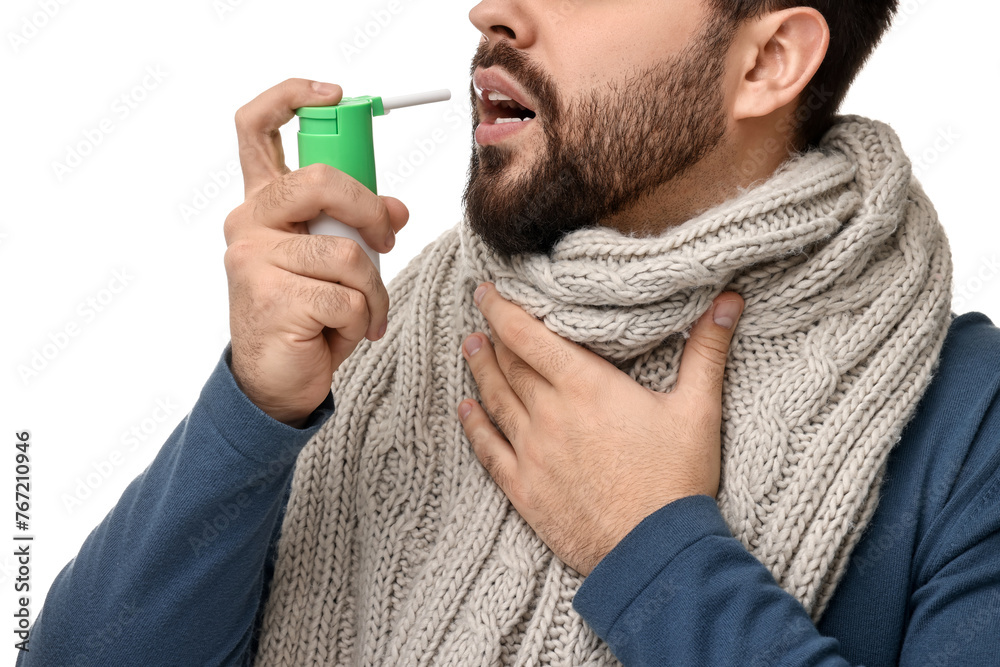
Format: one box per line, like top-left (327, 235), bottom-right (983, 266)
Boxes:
top-left (19, 312), bottom-right (1000, 666)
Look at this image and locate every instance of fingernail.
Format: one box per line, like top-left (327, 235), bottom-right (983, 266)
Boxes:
top-left (385, 230), bottom-right (395, 250)
top-left (474, 284), bottom-right (488, 306)
top-left (459, 402), bottom-right (472, 421)
top-left (377, 319), bottom-right (388, 339)
top-left (311, 81), bottom-right (337, 95)
top-left (713, 300), bottom-right (742, 330)
top-left (464, 335), bottom-right (482, 356)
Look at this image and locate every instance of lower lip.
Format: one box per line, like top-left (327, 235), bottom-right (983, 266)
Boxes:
top-left (475, 118), bottom-right (536, 145)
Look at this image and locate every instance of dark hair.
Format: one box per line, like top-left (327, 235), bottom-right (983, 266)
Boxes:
top-left (707, 0), bottom-right (900, 147)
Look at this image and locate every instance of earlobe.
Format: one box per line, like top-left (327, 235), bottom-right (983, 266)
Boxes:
top-left (732, 8), bottom-right (829, 122)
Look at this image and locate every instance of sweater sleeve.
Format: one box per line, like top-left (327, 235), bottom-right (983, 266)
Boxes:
top-left (17, 344), bottom-right (334, 667)
top-left (899, 392), bottom-right (1000, 665)
top-left (575, 487), bottom-right (1000, 666)
top-left (574, 313), bottom-right (1000, 666)
top-left (573, 495), bottom-right (853, 666)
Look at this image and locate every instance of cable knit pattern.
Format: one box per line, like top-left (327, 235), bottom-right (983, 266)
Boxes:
top-left (254, 116), bottom-right (953, 665)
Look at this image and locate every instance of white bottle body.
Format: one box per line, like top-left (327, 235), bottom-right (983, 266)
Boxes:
top-left (307, 212), bottom-right (380, 274)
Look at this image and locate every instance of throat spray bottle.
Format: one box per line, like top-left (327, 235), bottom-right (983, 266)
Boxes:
top-left (295, 89), bottom-right (452, 273)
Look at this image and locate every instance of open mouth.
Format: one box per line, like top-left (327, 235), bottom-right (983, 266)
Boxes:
top-left (480, 90), bottom-right (537, 125)
top-left (472, 71), bottom-right (540, 145)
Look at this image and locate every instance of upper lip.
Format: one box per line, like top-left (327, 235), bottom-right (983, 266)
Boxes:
top-left (473, 67), bottom-right (538, 115)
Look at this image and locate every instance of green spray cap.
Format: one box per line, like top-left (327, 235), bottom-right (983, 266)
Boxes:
top-left (295, 89), bottom-right (451, 193)
top-left (296, 95), bottom-right (385, 192)
top-left (294, 89), bottom-right (451, 273)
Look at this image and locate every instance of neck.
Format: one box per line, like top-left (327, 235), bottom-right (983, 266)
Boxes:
top-left (599, 123), bottom-right (802, 237)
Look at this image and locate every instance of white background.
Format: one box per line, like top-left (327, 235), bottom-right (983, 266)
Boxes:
top-left (1, 0), bottom-right (998, 662)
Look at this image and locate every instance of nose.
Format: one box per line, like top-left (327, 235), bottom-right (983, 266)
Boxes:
top-left (469, 0), bottom-right (536, 49)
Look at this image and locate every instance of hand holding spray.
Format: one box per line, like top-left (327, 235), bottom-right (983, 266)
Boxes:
top-left (295, 89), bottom-right (452, 273)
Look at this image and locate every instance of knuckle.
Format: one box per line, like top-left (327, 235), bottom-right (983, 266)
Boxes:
top-left (223, 208), bottom-right (243, 242)
top-left (532, 398), bottom-right (561, 429)
top-left (367, 267), bottom-right (387, 304)
top-left (254, 271), bottom-right (288, 312)
top-left (233, 104), bottom-right (248, 130)
top-left (253, 172), bottom-right (299, 217)
top-left (488, 399), bottom-right (518, 441)
top-left (694, 336), bottom-right (730, 362)
top-left (340, 174), bottom-right (367, 206)
top-left (563, 374), bottom-right (593, 402)
top-left (368, 193), bottom-right (390, 228)
top-left (540, 341), bottom-right (572, 378)
top-left (507, 322), bottom-right (534, 349)
top-left (343, 288), bottom-right (368, 318)
top-left (301, 282), bottom-right (346, 318)
top-left (506, 359), bottom-right (536, 405)
top-left (276, 235), bottom-right (329, 275)
top-left (335, 238), bottom-right (367, 271)
top-left (224, 239), bottom-right (257, 274)
top-left (302, 161), bottom-right (337, 188)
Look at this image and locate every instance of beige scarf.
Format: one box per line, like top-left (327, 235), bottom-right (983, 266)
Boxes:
top-left (254, 115), bottom-right (953, 665)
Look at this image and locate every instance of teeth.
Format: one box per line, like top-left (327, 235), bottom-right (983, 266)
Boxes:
top-left (488, 91), bottom-right (514, 102)
top-left (495, 117), bottom-right (527, 124)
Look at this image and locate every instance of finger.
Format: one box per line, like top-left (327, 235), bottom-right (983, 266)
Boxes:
top-left (324, 326), bottom-right (362, 376)
top-left (458, 399), bottom-right (521, 502)
top-left (236, 163), bottom-right (404, 254)
top-left (474, 283), bottom-right (576, 389)
top-left (286, 272), bottom-right (373, 349)
top-left (675, 292), bottom-right (744, 401)
top-left (492, 334), bottom-right (546, 412)
top-left (264, 231), bottom-right (389, 340)
top-left (462, 332), bottom-right (530, 444)
top-left (380, 196), bottom-right (411, 235)
top-left (235, 78), bottom-right (343, 195)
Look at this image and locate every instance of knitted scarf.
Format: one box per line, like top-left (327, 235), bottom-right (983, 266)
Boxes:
top-left (254, 115), bottom-right (953, 665)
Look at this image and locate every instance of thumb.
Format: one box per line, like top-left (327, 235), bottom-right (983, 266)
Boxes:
top-left (676, 293), bottom-right (744, 400)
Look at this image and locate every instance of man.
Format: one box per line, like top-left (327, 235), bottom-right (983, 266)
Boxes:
top-left (21, 1), bottom-right (1000, 665)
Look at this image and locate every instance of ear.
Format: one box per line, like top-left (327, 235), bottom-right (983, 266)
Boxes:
top-left (731, 7), bottom-right (829, 122)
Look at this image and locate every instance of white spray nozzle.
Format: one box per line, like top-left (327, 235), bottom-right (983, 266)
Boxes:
top-left (381, 88), bottom-right (452, 114)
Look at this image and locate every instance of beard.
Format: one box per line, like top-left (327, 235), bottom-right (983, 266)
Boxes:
top-left (462, 17), bottom-right (736, 259)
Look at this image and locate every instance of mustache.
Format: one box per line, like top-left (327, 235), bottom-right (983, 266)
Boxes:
top-left (469, 39), bottom-right (558, 120)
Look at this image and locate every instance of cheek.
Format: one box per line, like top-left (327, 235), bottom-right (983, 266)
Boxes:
top-left (545, 2), bottom-right (706, 88)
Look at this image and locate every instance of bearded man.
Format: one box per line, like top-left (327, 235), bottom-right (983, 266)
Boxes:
top-left (21, 1), bottom-right (1000, 665)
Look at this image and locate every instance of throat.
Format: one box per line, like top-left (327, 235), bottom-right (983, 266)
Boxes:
top-left (600, 143), bottom-right (742, 237)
